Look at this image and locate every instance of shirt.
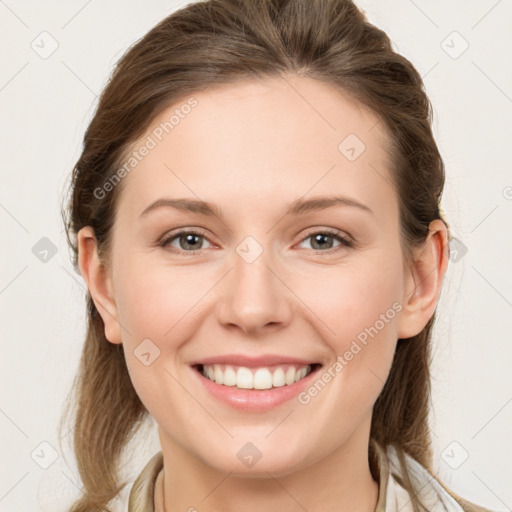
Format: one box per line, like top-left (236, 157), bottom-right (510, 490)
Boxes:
top-left (127, 441), bottom-right (494, 512)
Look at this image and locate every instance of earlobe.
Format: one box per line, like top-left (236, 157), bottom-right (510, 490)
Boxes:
top-left (397, 219), bottom-right (449, 339)
top-left (77, 226), bottom-right (123, 345)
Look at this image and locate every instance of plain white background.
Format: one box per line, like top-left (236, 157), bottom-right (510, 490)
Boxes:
top-left (0, 1), bottom-right (511, 510)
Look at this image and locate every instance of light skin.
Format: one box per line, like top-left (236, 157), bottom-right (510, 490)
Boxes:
top-left (77, 74), bottom-right (448, 512)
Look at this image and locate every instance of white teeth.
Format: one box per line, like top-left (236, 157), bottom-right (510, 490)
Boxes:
top-left (285, 367), bottom-right (296, 385)
top-left (214, 365), bottom-right (223, 385)
top-left (295, 367), bottom-right (307, 382)
top-left (253, 368), bottom-right (273, 390)
top-left (237, 367), bottom-right (253, 389)
top-left (201, 364), bottom-right (312, 390)
top-left (272, 367), bottom-right (286, 387)
top-left (223, 366), bottom-right (237, 386)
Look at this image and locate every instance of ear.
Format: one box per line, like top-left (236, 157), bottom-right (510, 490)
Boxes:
top-left (77, 226), bottom-right (122, 345)
top-left (397, 219), bottom-right (449, 339)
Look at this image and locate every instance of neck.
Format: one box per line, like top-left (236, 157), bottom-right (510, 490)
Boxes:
top-left (155, 430), bottom-right (380, 512)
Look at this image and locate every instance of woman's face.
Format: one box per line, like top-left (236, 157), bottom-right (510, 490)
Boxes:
top-left (88, 74), bottom-right (431, 475)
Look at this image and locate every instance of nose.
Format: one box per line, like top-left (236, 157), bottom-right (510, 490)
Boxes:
top-left (216, 245), bottom-right (294, 336)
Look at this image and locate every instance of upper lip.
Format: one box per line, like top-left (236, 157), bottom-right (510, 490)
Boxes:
top-left (190, 354), bottom-right (321, 368)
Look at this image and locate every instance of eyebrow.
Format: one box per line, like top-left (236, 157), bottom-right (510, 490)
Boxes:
top-left (138, 195), bottom-right (374, 219)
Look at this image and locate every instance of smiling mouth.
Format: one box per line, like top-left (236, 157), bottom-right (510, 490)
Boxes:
top-left (193, 363), bottom-right (322, 390)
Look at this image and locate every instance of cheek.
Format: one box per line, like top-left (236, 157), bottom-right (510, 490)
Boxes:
top-left (296, 255), bottom-right (404, 349)
top-left (114, 256), bottom-right (209, 343)
top-left (113, 258), bottom-right (205, 426)
top-left (293, 253), bottom-right (403, 404)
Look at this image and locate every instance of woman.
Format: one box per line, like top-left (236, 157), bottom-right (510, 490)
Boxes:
top-left (60, 0), bottom-right (495, 511)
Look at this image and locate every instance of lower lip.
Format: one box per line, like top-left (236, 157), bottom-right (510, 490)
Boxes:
top-left (192, 366), bottom-right (321, 411)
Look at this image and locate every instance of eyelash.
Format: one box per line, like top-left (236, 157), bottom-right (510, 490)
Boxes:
top-left (158, 227), bottom-right (354, 256)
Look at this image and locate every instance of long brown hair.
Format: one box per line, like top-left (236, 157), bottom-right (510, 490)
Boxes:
top-left (60, 1), bottom-right (479, 510)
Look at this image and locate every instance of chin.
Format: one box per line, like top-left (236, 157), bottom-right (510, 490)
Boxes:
top-left (194, 438), bottom-right (317, 477)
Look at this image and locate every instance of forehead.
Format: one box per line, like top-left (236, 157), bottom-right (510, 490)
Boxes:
top-left (115, 74), bottom-right (396, 223)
